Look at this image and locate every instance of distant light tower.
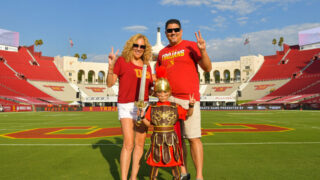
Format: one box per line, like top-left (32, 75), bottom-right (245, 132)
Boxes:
top-left (152, 27), bottom-right (165, 61)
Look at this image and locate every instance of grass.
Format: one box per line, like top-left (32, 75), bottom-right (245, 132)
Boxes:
top-left (0, 110), bottom-right (320, 179)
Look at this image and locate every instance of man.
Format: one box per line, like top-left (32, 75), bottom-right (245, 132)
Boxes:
top-left (156, 19), bottom-right (212, 180)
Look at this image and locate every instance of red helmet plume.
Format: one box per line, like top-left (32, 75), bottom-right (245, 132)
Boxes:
top-left (156, 66), bottom-right (167, 79)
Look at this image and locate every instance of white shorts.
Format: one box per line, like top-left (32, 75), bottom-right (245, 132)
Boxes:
top-left (117, 102), bottom-right (138, 120)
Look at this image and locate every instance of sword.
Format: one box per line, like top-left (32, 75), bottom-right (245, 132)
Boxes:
top-left (135, 64), bottom-right (148, 121)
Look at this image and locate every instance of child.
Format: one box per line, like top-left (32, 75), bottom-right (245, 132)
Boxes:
top-left (139, 67), bottom-right (195, 180)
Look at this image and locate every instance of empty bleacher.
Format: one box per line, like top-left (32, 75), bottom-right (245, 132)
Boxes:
top-left (245, 45), bottom-right (320, 105)
top-left (238, 79), bottom-right (289, 101)
top-left (0, 60), bottom-right (66, 105)
top-left (0, 46), bottom-right (67, 82)
top-left (251, 44), bottom-right (320, 81)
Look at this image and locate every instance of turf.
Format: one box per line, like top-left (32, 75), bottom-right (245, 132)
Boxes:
top-left (0, 110), bottom-right (320, 179)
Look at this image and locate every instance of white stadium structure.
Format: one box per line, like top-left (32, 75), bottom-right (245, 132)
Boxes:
top-left (1, 27), bottom-right (320, 111)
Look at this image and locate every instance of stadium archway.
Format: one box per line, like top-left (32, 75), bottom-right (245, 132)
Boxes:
top-left (214, 70), bottom-right (220, 83)
top-left (223, 70), bottom-right (231, 83)
top-left (77, 70), bottom-right (85, 83)
top-left (203, 72), bottom-right (210, 84)
top-left (234, 69), bottom-right (241, 82)
top-left (98, 71), bottom-right (105, 84)
top-left (88, 70), bottom-right (95, 84)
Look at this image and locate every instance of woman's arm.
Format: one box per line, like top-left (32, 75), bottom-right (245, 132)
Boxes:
top-left (106, 47), bottom-right (119, 87)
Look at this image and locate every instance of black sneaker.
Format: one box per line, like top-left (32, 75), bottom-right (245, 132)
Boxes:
top-left (181, 173), bottom-right (190, 180)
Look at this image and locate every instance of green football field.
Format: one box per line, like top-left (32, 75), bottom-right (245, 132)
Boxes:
top-left (0, 110), bottom-right (320, 180)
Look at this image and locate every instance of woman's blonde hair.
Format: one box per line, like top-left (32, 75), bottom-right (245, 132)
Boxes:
top-left (121, 34), bottom-right (152, 65)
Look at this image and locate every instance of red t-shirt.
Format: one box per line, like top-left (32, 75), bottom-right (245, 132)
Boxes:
top-left (157, 40), bottom-right (202, 101)
top-left (113, 56), bottom-right (153, 103)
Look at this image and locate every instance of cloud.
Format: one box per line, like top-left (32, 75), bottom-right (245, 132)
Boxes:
top-left (181, 19), bottom-right (190, 24)
top-left (199, 25), bottom-right (216, 31)
top-left (160, 0), bottom-right (210, 6)
top-left (212, 0), bottom-right (257, 15)
top-left (213, 16), bottom-right (227, 28)
top-left (260, 17), bottom-right (267, 23)
top-left (123, 25), bottom-right (148, 32)
top-left (236, 17), bottom-right (249, 25)
top-left (87, 54), bottom-right (108, 63)
top-left (210, 9), bottom-right (218, 14)
top-left (206, 23), bottom-right (320, 61)
top-left (160, 0), bottom-right (302, 15)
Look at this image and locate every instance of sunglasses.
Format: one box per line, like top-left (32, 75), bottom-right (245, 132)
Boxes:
top-left (132, 44), bottom-right (146, 49)
top-left (166, 28), bottom-right (181, 33)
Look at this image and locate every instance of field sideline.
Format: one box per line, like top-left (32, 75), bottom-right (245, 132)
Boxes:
top-left (0, 110), bottom-right (320, 180)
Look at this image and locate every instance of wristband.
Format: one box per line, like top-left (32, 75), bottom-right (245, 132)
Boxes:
top-left (189, 103), bottom-right (194, 108)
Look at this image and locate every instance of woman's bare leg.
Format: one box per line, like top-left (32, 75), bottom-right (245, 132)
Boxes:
top-left (120, 118), bottom-right (135, 180)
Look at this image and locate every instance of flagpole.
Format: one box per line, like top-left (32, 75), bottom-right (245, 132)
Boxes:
top-left (69, 38), bottom-right (74, 57)
top-left (244, 37), bottom-right (251, 55)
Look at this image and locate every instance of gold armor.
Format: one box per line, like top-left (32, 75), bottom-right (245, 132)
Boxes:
top-left (154, 78), bottom-right (171, 93)
top-left (145, 102), bottom-right (181, 164)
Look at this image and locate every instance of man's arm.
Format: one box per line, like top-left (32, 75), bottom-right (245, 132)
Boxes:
top-left (195, 30), bottom-right (212, 72)
top-left (198, 49), bottom-right (212, 72)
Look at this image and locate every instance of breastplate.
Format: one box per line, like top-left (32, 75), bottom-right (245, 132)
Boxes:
top-left (150, 103), bottom-right (178, 126)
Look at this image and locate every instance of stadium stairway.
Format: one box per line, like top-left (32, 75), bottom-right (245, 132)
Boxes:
top-left (77, 84), bottom-right (116, 97)
top-left (203, 83), bottom-right (241, 96)
top-left (28, 81), bottom-right (79, 102)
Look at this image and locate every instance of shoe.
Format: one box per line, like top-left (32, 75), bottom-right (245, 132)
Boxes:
top-left (181, 173), bottom-right (190, 180)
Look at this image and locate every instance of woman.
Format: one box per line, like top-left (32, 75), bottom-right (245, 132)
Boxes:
top-left (107, 34), bottom-right (153, 180)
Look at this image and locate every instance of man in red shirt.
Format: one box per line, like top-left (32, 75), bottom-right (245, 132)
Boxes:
top-left (157, 19), bottom-right (212, 180)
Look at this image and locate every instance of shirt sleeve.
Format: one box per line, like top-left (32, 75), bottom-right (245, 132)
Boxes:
top-left (113, 57), bottom-right (123, 76)
top-left (177, 104), bottom-right (188, 121)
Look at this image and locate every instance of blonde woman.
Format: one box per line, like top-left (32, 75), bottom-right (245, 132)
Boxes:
top-left (107, 34), bottom-right (153, 180)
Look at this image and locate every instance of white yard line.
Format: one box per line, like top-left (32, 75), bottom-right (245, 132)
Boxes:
top-left (1, 142), bottom-right (320, 146)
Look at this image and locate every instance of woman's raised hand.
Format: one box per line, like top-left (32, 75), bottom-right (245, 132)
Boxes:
top-left (108, 47), bottom-right (119, 67)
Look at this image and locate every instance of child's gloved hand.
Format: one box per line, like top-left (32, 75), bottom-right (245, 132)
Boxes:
top-left (189, 93), bottom-right (196, 108)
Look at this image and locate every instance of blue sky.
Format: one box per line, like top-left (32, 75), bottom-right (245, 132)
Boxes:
top-left (1, 0), bottom-right (320, 62)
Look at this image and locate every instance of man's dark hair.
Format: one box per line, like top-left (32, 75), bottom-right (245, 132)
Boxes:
top-left (165, 19), bottom-right (181, 30)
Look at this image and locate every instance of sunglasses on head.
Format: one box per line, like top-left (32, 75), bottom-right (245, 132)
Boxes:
top-left (166, 28), bottom-right (181, 33)
top-left (132, 44), bottom-right (146, 49)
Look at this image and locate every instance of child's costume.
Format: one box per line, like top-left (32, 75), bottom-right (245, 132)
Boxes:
top-left (144, 101), bottom-right (187, 179)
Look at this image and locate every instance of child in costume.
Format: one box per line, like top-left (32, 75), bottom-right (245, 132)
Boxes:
top-left (139, 66), bottom-right (195, 180)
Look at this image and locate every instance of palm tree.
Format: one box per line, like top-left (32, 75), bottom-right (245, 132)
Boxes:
top-left (74, 53), bottom-right (80, 59)
top-left (81, 53), bottom-right (87, 62)
top-left (34, 40), bottom-right (40, 51)
top-left (278, 37), bottom-right (284, 51)
top-left (34, 39), bottom-right (43, 51)
top-left (272, 38), bottom-right (277, 51)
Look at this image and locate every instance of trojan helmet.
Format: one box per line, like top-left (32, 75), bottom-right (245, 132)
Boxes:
top-left (155, 66), bottom-right (171, 93)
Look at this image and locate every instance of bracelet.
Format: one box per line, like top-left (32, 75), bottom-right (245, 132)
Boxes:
top-left (189, 103), bottom-right (194, 108)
